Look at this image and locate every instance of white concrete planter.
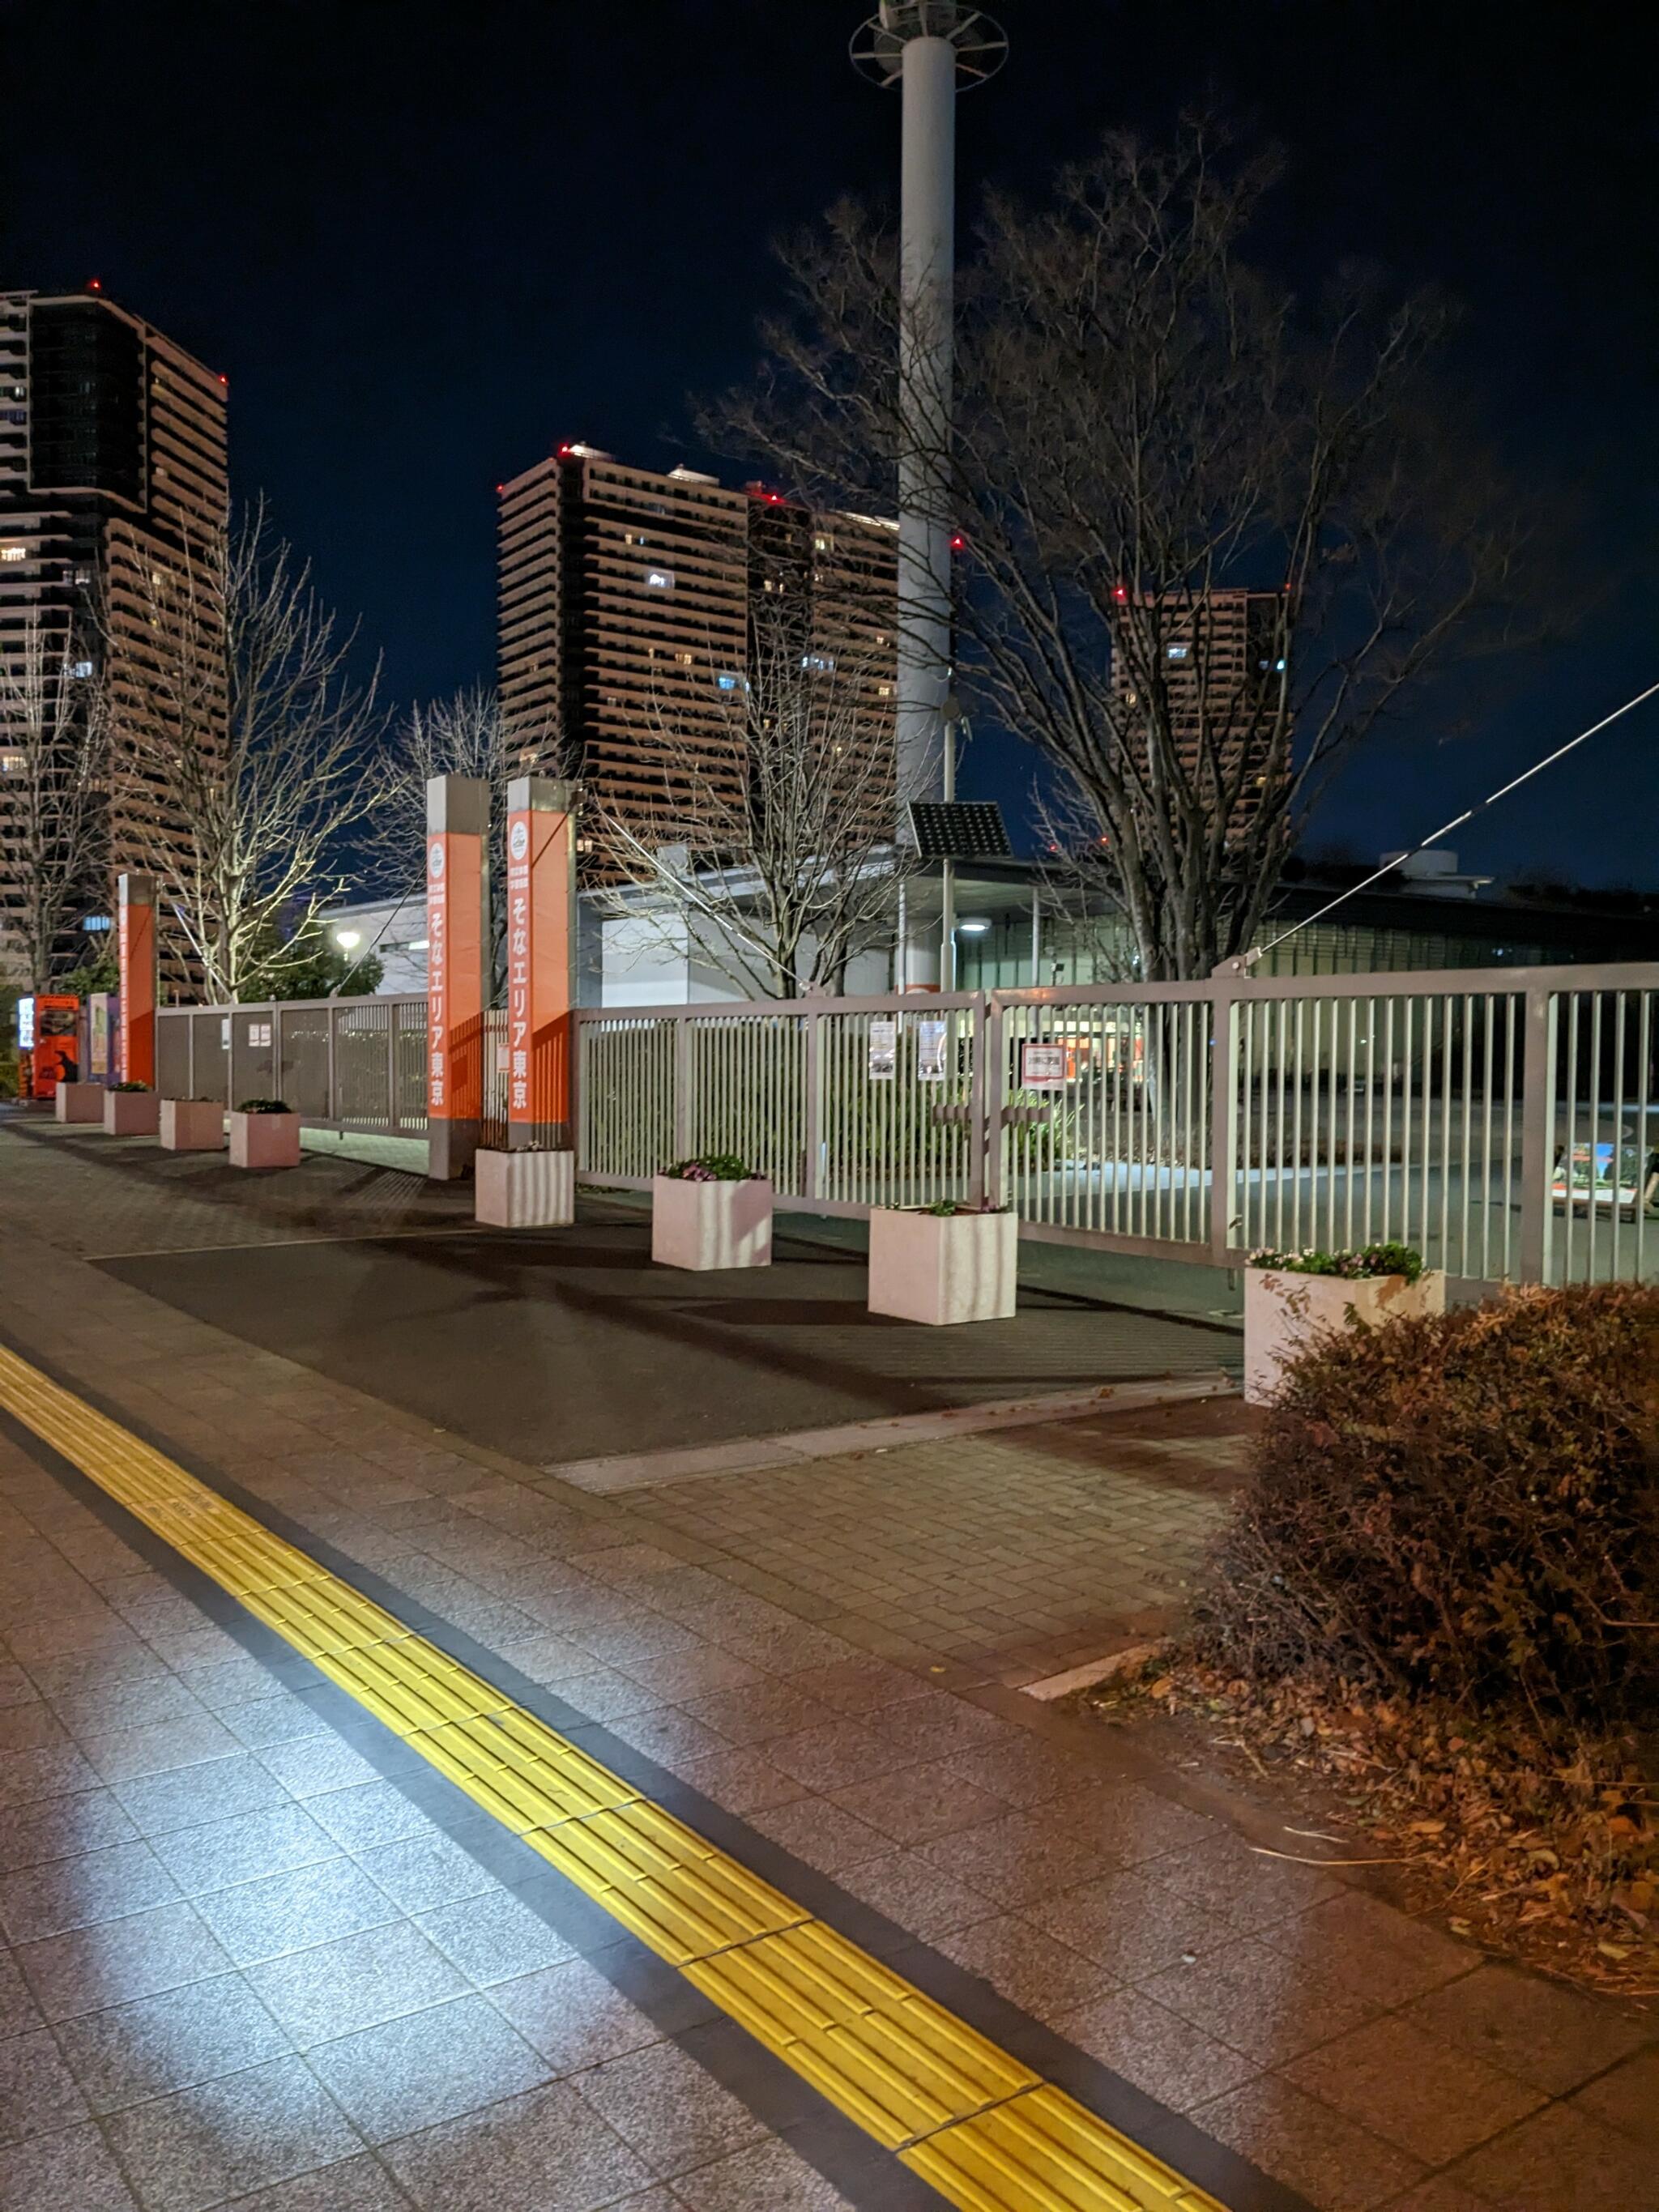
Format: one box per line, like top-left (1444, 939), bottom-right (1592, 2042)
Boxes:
top-left (54, 1081), bottom-right (105, 1125)
top-left (868, 1206), bottom-right (1017, 1327)
top-left (228, 1110), bottom-right (301, 1170)
top-left (1244, 1266), bottom-right (1446, 1406)
top-left (103, 1089), bottom-right (160, 1136)
top-left (160, 1100), bottom-right (227, 1153)
top-left (651, 1174), bottom-right (773, 1271)
top-left (476, 1148), bottom-right (574, 1228)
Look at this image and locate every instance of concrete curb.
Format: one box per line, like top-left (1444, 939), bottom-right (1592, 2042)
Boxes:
top-left (541, 1371), bottom-right (1238, 1493)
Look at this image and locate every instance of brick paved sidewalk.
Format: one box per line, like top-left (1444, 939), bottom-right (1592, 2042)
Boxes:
top-left (625, 1398), bottom-right (1249, 1686)
top-left (0, 1124), bottom-right (1654, 2210)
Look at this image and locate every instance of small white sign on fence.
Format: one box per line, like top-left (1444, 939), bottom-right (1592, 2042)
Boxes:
top-left (1019, 1039), bottom-right (1067, 1089)
top-left (868, 1015), bottom-right (897, 1080)
top-left (916, 1016), bottom-right (948, 1081)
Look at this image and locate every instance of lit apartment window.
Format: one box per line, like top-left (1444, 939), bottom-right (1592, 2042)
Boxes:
top-left (0, 546), bottom-right (25, 564)
top-left (72, 659), bottom-right (95, 679)
top-left (801, 652), bottom-right (836, 674)
top-left (644, 569), bottom-right (674, 590)
top-left (0, 750), bottom-right (25, 775)
top-left (1166, 643), bottom-right (1190, 662)
top-left (876, 683), bottom-right (893, 699)
top-left (716, 672), bottom-right (742, 692)
top-left (674, 650), bottom-right (695, 667)
top-left (813, 533), bottom-right (834, 553)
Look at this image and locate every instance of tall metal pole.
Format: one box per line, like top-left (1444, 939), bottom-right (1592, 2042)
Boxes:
top-left (898, 30), bottom-right (955, 864)
top-left (853, 6), bottom-right (1006, 992)
top-left (940, 710), bottom-right (956, 990)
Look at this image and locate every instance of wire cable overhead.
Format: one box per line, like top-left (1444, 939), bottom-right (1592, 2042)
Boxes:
top-left (1256, 677), bottom-right (1659, 957)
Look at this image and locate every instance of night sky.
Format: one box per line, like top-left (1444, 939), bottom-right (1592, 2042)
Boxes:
top-left (6, 0), bottom-right (1656, 886)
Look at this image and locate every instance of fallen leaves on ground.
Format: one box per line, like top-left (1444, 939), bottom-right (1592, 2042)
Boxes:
top-left (1087, 1659), bottom-right (1659, 2002)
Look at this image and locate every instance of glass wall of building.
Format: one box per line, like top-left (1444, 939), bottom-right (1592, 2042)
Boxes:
top-left (953, 910), bottom-right (1576, 991)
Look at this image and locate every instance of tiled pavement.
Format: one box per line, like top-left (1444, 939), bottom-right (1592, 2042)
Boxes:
top-left (623, 1409), bottom-right (1245, 1685)
top-left (14, 1120), bottom-right (1243, 1471)
top-left (0, 1123), bottom-right (1655, 2210)
top-left (0, 1121), bottom-right (462, 1259)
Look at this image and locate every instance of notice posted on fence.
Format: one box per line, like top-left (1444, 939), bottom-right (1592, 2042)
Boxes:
top-left (868, 1015), bottom-right (897, 1080)
top-left (916, 1017), bottom-right (948, 1081)
top-left (1019, 1039), bottom-right (1067, 1089)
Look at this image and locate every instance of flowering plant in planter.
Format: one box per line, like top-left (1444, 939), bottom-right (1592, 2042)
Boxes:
top-left (228, 1097), bottom-right (300, 1169)
top-left (475, 1144), bottom-right (574, 1228)
top-left (661, 1153), bottom-right (754, 1182)
top-left (869, 1199), bottom-right (1017, 1324)
top-left (652, 1155), bottom-right (770, 1268)
top-left (160, 1096), bottom-right (227, 1151)
top-left (1249, 1241), bottom-right (1423, 1284)
top-left (104, 1080), bottom-right (160, 1135)
top-left (1245, 1241), bottom-right (1440, 1405)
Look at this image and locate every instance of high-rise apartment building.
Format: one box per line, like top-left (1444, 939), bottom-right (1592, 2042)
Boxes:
top-left (497, 447), bottom-right (898, 863)
top-left (745, 488), bottom-right (899, 730)
top-left (1111, 588), bottom-right (1290, 824)
top-left (0, 285), bottom-right (228, 984)
top-left (498, 447), bottom-right (750, 825)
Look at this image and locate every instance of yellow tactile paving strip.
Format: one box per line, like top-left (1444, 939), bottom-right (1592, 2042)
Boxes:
top-left (0, 1340), bottom-right (1230, 2212)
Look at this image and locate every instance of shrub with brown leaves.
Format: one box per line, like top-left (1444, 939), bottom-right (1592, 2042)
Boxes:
top-left (1198, 1284), bottom-right (1659, 1731)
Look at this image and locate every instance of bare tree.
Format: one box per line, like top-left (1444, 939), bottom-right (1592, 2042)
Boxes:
top-left (112, 505), bottom-right (383, 1001)
top-left (372, 686), bottom-right (517, 889)
top-left (0, 610), bottom-right (111, 989)
top-left (371, 686), bottom-right (559, 999)
top-left (710, 121), bottom-right (1533, 979)
top-left (591, 628), bottom-right (901, 999)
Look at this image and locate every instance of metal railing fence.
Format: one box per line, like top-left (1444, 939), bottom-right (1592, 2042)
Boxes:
top-left (155, 995), bottom-right (430, 1137)
top-left (1545, 982), bottom-right (1659, 1286)
top-left (992, 990), bottom-right (1213, 1252)
top-left (575, 963), bottom-right (1659, 1289)
top-left (154, 962), bottom-right (1659, 1291)
top-left (1222, 984), bottom-right (1526, 1285)
top-left (578, 995), bottom-right (984, 1215)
